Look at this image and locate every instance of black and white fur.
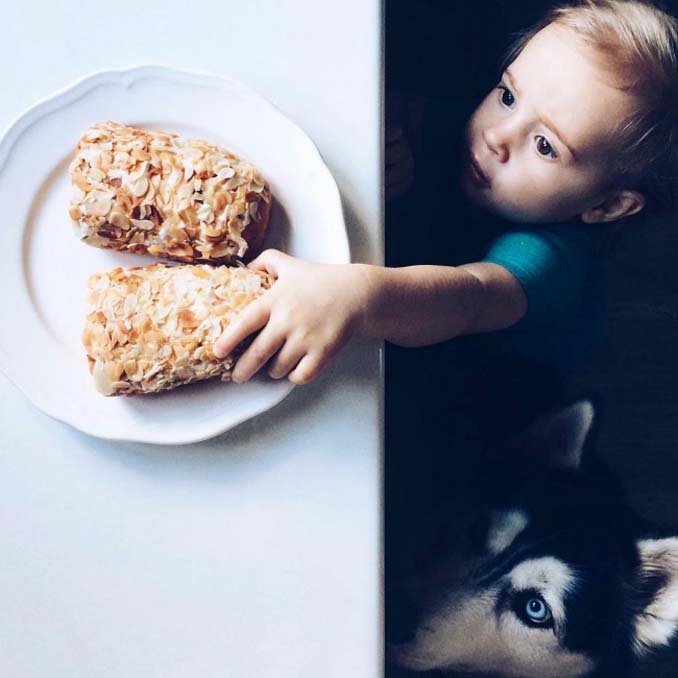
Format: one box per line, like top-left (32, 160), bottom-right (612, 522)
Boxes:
top-left (386, 402), bottom-right (678, 678)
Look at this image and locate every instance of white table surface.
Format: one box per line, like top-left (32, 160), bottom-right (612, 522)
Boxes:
top-left (0, 2), bottom-right (383, 677)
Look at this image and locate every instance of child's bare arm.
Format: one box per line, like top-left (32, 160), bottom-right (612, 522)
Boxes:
top-left (213, 250), bottom-right (527, 383)
top-left (361, 262), bottom-right (527, 346)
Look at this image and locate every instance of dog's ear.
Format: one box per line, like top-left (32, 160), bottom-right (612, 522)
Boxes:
top-left (632, 537), bottom-right (678, 655)
top-left (506, 400), bottom-right (594, 471)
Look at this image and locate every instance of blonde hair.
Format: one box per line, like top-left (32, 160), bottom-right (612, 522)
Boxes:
top-left (505, 0), bottom-right (678, 213)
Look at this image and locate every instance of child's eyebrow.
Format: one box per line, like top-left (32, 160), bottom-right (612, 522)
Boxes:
top-left (504, 68), bottom-right (578, 161)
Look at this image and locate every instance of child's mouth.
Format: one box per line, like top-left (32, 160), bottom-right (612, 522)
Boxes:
top-left (469, 155), bottom-right (491, 189)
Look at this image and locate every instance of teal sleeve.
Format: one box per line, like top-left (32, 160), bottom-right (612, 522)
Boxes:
top-left (480, 226), bottom-right (605, 369)
top-left (483, 227), bottom-right (592, 316)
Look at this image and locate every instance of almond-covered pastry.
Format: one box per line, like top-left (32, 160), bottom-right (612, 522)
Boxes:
top-left (69, 122), bottom-right (271, 264)
top-left (82, 264), bottom-right (272, 396)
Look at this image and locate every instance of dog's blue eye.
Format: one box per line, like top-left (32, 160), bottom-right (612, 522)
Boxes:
top-left (525, 597), bottom-right (551, 623)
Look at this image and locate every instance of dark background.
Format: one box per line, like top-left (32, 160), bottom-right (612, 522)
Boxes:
top-left (386, 1), bottom-right (678, 676)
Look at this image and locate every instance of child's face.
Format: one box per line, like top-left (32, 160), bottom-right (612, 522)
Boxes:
top-left (461, 23), bottom-right (639, 223)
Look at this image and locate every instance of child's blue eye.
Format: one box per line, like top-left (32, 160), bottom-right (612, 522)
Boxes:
top-left (536, 135), bottom-right (558, 159)
top-left (497, 84), bottom-right (515, 108)
top-left (525, 597), bottom-right (552, 624)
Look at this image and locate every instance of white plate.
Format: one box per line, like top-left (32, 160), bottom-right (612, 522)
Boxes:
top-left (0, 65), bottom-right (349, 445)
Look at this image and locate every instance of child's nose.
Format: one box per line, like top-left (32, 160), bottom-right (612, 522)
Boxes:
top-left (482, 127), bottom-right (510, 163)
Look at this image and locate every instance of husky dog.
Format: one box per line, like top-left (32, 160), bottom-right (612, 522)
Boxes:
top-left (386, 402), bottom-right (678, 678)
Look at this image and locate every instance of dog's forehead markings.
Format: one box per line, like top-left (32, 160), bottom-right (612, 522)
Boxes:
top-left (510, 557), bottom-right (575, 591)
top-left (487, 509), bottom-right (530, 555)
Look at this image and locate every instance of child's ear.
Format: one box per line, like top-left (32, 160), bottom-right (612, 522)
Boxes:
top-left (580, 190), bottom-right (645, 224)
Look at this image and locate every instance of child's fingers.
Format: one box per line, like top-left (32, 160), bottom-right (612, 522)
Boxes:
top-left (267, 342), bottom-right (305, 380)
top-left (213, 300), bottom-right (270, 359)
top-left (288, 354), bottom-right (322, 385)
top-left (231, 328), bottom-right (285, 383)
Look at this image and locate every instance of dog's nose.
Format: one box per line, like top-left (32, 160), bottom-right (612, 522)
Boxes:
top-left (385, 585), bottom-right (421, 644)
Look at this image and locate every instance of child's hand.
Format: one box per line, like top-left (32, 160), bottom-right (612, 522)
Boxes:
top-left (213, 250), bottom-right (369, 384)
